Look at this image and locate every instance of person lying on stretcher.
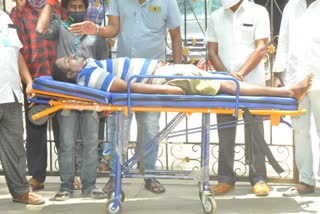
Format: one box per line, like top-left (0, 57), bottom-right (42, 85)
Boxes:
top-left (51, 55), bottom-right (312, 102)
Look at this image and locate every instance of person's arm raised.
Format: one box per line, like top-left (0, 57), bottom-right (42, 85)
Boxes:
top-left (69, 15), bottom-right (120, 38)
top-left (36, 0), bottom-right (55, 34)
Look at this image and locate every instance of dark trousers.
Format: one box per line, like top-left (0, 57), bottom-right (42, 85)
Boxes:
top-left (217, 114), bottom-right (267, 186)
top-left (0, 102), bottom-right (29, 197)
top-left (23, 89), bottom-right (60, 183)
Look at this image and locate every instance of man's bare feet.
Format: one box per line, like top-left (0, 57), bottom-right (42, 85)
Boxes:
top-left (289, 74), bottom-right (313, 102)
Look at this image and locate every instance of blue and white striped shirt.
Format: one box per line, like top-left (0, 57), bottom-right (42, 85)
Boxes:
top-left (76, 57), bottom-right (158, 91)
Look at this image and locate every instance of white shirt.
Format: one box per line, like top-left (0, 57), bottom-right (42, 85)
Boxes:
top-left (0, 10), bottom-right (23, 104)
top-left (273, 0), bottom-right (320, 87)
top-left (206, 0), bottom-right (270, 86)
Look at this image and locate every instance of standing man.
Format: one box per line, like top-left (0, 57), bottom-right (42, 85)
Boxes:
top-left (206, 0), bottom-right (271, 196)
top-left (70, 0), bottom-right (183, 194)
top-left (10, 0), bottom-right (60, 191)
top-left (36, 0), bottom-right (108, 200)
top-left (0, 9), bottom-right (44, 205)
top-left (273, 0), bottom-right (320, 197)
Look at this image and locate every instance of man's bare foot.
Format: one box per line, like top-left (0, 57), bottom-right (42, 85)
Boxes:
top-left (289, 74), bottom-right (313, 102)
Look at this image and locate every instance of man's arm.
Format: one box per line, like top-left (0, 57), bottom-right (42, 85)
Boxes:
top-left (69, 15), bottom-right (120, 38)
top-left (207, 41), bottom-right (244, 80)
top-left (169, 26), bottom-right (183, 64)
top-left (207, 42), bottom-right (228, 72)
top-left (18, 52), bottom-right (33, 97)
top-left (109, 78), bottom-right (185, 95)
top-left (36, 0), bottom-right (55, 34)
top-left (14, 0), bottom-right (26, 12)
top-left (236, 38), bottom-right (268, 78)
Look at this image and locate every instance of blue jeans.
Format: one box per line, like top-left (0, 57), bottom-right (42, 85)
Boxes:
top-left (108, 112), bottom-right (160, 173)
top-left (57, 110), bottom-right (99, 194)
top-left (291, 88), bottom-right (320, 186)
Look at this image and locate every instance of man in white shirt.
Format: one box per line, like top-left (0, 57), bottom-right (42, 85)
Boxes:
top-left (0, 9), bottom-right (44, 205)
top-left (206, 0), bottom-right (271, 196)
top-left (273, 0), bottom-right (320, 197)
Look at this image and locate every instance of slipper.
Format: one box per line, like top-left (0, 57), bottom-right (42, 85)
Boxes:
top-left (90, 188), bottom-right (107, 199)
top-left (54, 191), bottom-right (72, 201)
top-left (283, 182), bottom-right (315, 197)
top-left (144, 178), bottom-right (166, 194)
top-left (282, 187), bottom-right (299, 197)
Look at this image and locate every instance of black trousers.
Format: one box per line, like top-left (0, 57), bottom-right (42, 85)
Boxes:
top-left (216, 114), bottom-right (267, 185)
top-left (23, 86), bottom-right (60, 182)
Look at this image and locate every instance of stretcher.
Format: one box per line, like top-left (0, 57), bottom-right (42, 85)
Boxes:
top-left (29, 75), bottom-right (305, 214)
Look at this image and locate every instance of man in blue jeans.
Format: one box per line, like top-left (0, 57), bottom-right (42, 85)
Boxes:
top-left (70, 0), bottom-right (183, 194)
top-left (36, 0), bottom-right (107, 200)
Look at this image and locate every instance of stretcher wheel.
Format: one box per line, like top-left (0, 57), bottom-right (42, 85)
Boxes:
top-left (105, 199), bottom-right (122, 214)
top-left (107, 188), bottom-right (125, 202)
top-left (203, 196), bottom-right (217, 214)
top-left (28, 104), bottom-right (54, 125)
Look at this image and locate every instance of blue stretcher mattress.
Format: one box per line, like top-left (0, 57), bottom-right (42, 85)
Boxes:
top-left (32, 76), bottom-right (298, 110)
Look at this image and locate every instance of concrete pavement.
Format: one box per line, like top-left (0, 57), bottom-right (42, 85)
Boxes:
top-left (1, 176), bottom-right (320, 214)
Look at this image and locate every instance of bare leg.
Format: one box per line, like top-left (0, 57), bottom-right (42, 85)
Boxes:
top-left (219, 74), bottom-right (313, 101)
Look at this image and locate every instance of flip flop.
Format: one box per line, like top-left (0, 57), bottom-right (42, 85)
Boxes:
top-left (283, 187), bottom-right (299, 197)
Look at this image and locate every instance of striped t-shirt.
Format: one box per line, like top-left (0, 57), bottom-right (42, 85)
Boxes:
top-left (76, 57), bottom-right (159, 91)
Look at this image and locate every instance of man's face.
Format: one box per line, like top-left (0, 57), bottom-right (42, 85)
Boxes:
top-left (66, 0), bottom-right (86, 12)
top-left (56, 55), bottom-right (85, 74)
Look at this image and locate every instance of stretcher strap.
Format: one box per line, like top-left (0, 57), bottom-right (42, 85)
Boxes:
top-left (243, 108), bottom-right (284, 175)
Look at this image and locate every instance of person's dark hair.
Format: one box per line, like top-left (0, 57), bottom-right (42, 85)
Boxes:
top-left (61, 0), bottom-right (89, 9)
top-left (51, 63), bottom-right (77, 83)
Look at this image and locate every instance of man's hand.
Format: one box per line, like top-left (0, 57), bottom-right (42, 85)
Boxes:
top-left (165, 85), bottom-right (186, 95)
top-left (69, 21), bottom-right (97, 35)
top-left (25, 81), bottom-right (34, 98)
top-left (230, 71), bottom-right (244, 81)
top-left (15, 0), bottom-right (26, 11)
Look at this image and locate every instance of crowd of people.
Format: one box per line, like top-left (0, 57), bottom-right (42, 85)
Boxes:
top-left (0, 0), bottom-right (319, 206)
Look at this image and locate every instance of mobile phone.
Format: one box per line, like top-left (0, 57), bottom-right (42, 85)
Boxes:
top-left (63, 16), bottom-right (75, 29)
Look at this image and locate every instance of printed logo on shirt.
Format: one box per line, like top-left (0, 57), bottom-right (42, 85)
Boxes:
top-left (149, 5), bottom-right (161, 13)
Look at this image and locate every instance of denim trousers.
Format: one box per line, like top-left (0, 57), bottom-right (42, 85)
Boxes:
top-left (216, 114), bottom-right (267, 186)
top-left (291, 87), bottom-right (320, 186)
top-left (108, 112), bottom-right (161, 174)
top-left (57, 110), bottom-right (99, 194)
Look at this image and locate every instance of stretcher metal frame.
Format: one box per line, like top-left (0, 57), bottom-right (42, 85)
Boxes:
top-left (29, 75), bottom-right (305, 214)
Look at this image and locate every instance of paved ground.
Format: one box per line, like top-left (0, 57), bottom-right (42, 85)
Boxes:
top-left (0, 176), bottom-right (320, 214)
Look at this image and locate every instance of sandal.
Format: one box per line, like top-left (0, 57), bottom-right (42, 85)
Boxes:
top-left (90, 188), bottom-right (107, 199)
top-left (283, 182), bottom-right (315, 197)
top-left (144, 178), bottom-right (166, 194)
top-left (54, 191), bottom-right (72, 201)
